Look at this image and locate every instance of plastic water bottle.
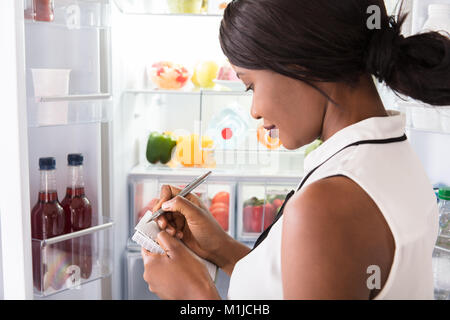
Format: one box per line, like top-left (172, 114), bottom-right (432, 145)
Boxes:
top-left (432, 187), bottom-right (450, 300)
top-left (206, 102), bottom-right (249, 150)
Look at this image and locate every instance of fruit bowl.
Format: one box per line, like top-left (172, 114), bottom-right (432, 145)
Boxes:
top-left (149, 61), bottom-right (190, 90)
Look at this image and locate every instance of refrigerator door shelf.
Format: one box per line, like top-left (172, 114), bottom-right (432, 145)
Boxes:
top-left (27, 95), bottom-right (112, 127)
top-left (25, 13), bottom-right (111, 99)
top-left (24, 0), bottom-right (111, 29)
top-left (31, 217), bottom-right (114, 297)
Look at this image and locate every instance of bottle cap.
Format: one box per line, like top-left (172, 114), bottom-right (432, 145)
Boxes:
top-left (39, 157), bottom-right (56, 170)
top-left (68, 153), bottom-right (84, 166)
top-left (438, 188), bottom-right (450, 201)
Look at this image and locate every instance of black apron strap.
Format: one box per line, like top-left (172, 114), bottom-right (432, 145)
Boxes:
top-left (251, 134), bottom-right (407, 251)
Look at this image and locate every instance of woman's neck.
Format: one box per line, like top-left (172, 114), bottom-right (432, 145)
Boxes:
top-left (320, 74), bottom-right (389, 142)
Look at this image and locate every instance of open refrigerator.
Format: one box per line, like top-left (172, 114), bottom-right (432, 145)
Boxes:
top-left (0, 0), bottom-right (449, 300)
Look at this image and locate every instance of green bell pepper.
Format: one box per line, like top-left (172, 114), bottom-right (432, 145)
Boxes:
top-left (146, 132), bottom-right (177, 164)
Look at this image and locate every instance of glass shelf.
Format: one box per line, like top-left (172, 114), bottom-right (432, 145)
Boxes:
top-left (24, 0), bottom-right (110, 30)
top-left (32, 217), bottom-right (114, 297)
top-left (28, 94), bottom-right (112, 127)
top-left (123, 88), bottom-right (251, 97)
top-left (114, 0), bottom-right (229, 16)
top-left (128, 162), bottom-right (305, 181)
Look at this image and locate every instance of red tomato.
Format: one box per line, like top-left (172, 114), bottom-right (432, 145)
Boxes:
top-left (251, 206), bottom-right (264, 233)
top-left (212, 191), bottom-right (230, 205)
top-left (137, 198), bottom-right (160, 223)
top-left (147, 198), bottom-right (160, 211)
top-left (272, 198), bottom-right (283, 209)
top-left (211, 207), bottom-right (229, 231)
top-left (243, 206), bottom-right (253, 233)
top-left (210, 202), bottom-right (229, 212)
top-left (263, 203), bottom-right (276, 230)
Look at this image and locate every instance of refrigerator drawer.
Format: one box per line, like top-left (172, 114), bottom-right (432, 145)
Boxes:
top-left (125, 251), bottom-right (231, 300)
top-left (31, 217), bottom-right (114, 297)
top-left (129, 177), bottom-right (236, 239)
top-left (237, 183), bottom-right (294, 242)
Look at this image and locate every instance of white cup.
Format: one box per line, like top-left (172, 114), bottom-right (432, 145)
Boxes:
top-left (31, 68), bottom-right (71, 126)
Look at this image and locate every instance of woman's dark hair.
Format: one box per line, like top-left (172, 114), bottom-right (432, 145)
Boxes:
top-left (219, 0), bottom-right (450, 106)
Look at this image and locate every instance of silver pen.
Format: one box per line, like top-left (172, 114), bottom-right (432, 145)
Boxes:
top-left (146, 170), bottom-right (212, 223)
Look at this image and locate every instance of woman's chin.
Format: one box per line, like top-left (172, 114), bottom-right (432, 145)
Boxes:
top-left (282, 138), bottom-right (308, 151)
top-left (281, 141), bottom-right (297, 150)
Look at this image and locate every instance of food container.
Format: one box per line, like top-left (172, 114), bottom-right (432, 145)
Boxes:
top-left (129, 178), bottom-right (235, 239)
top-left (31, 68), bottom-right (71, 126)
top-left (149, 61), bottom-right (189, 90)
top-left (237, 183), bottom-right (292, 242)
top-left (167, 0), bottom-right (203, 14)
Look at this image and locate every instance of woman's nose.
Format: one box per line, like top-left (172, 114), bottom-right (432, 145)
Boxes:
top-left (250, 104), bottom-right (261, 120)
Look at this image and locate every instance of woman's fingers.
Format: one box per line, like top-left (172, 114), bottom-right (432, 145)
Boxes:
top-left (157, 230), bottom-right (182, 258)
top-left (156, 212), bottom-right (182, 236)
top-left (156, 216), bottom-right (168, 229)
top-left (161, 195), bottom-right (203, 222)
top-left (152, 184), bottom-right (204, 213)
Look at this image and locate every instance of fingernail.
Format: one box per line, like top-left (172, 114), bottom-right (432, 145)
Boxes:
top-left (162, 199), bottom-right (173, 210)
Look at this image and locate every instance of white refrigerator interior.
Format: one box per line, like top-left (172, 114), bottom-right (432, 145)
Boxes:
top-left (1, 0), bottom-right (449, 300)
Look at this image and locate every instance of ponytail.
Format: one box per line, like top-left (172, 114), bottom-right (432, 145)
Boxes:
top-left (365, 13), bottom-right (450, 106)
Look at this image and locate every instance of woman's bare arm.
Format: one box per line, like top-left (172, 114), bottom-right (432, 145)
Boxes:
top-left (281, 176), bottom-right (395, 299)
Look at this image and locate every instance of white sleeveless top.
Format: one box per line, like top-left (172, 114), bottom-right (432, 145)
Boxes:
top-left (227, 111), bottom-right (439, 300)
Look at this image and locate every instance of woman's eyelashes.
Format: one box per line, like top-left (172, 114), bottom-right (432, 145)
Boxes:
top-left (245, 84), bottom-right (254, 92)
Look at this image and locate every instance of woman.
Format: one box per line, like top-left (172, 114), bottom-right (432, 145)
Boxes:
top-left (141, 0), bottom-right (450, 299)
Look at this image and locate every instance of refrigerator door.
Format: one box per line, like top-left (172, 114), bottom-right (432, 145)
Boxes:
top-left (0, 0), bottom-right (34, 300)
top-left (1, 0), bottom-right (113, 299)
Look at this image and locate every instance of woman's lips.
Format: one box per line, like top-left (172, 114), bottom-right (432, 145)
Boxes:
top-left (264, 125), bottom-right (279, 139)
top-left (264, 124), bottom-right (276, 131)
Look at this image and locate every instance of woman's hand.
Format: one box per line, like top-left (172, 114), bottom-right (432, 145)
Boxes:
top-left (141, 230), bottom-right (220, 300)
top-left (152, 185), bottom-right (250, 275)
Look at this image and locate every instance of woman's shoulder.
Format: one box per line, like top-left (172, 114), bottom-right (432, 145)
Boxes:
top-left (280, 175), bottom-right (394, 299)
top-left (283, 175), bottom-right (385, 240)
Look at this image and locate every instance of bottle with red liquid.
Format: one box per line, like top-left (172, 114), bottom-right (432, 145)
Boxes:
top-left (61, 154), bottom-right (93, 279)
top-left (31, 157), bottom-right (67, 292)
